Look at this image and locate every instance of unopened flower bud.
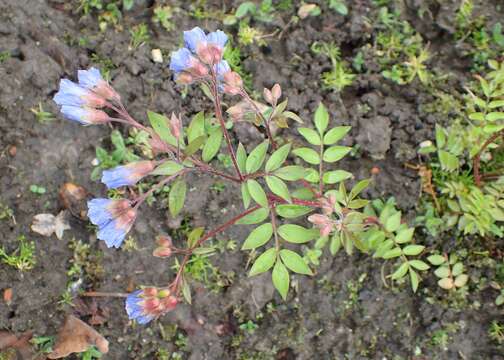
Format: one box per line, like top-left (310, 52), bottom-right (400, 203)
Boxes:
top-left (223, 72), bottom-right (243, 95)
top-left (271, 83), bottom-right (282, 101)
top-left (157, 289), bottom-right (172, 298)
top-left (175, 72), bottom-right (194, 84)
top-left (156, 235), bottom-right (173, 247)
top-left (170, 113), bottom-right (182, 139)
top-left (160, 295), bottom-right (178, 311)
top-left (308, 214), bottom-right (330, 226)
top-left (153, 246), bottom-right (172, 258)
top-left (263, 88), bottom-right (274, 105)
top-left (142, 287), bottom-right (158, 297)
top-left (143, 297), bottom-right (161, 312)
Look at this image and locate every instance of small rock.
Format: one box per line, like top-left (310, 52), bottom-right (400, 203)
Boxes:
top-left (356, 116), bottom-right (391, 159)
top-left (151, 49), bottom-right (163, 63)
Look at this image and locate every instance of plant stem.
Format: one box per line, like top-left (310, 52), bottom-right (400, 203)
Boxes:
top-left (210, 70), bottom-right (244, 181)
top-left (473, 130), bottom-right (504, 187)
top-left (269, 203), bottom-right (280, 252)
top-left (319, 142), bottom-right (324, 194)
top-left (81, 291), bottom-right (129, 298)
top-left (133, 169), bottom-right (189, 210)
top-left (171, 204), bottom-right (262, 294)
top-left (239, 89), bottom-right (277, 149)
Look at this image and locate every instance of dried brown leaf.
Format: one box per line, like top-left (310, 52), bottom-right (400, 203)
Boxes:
top-left (47, 315), bottom-right (109, 359)
top-left (0, 330), bottom-right (35, 360)
top-left (31, 211), bottom-right (70, 240)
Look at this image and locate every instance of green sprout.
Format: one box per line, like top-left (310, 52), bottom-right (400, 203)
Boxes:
top-left (0, 235), bottom-right (36, 271)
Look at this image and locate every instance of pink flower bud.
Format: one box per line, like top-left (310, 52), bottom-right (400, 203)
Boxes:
top-left (176, 72), bottom-right (194, 84)
top-left (263, 88), bottom-right (274, 104)
top-left (170, 113), bottom-right (182, 140)
top-left (190, 61), bottom-right (209, 78)
top-left (143, 297), bottom-right (161, 312)
top-left (271, 84), bottom-right (282, 101)
top-left (153, 246), bottom-right (172, 258)
top-left (223, 72), bottom-right (243, 96)
top-left (142, 287), bottom-right (158, 297)
top-left (156, 235), bottom-right (173, 247)
top-left (320, 223), bottom-right (333, 237)
top-left (160, 295), bottom-right (178, 312)
top-left (308, 214), bottom-right (330, 226)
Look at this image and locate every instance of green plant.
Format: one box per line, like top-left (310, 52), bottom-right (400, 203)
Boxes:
top-left (311, 41), bottom-right (355, 92)
top-left (328, 0), bottom-right (348, 16)
top-left (225, 0), bottom-right (276, 25)
top-left (0, 235), bottom-right (36, 271)
top-left (129, 23), bottom-right (149, 49)
top-left (79, 346), bottom-right (103, 360)
top-left (427, 253), bottom-right (469, 290)
top-left (31, 102), bottom-right (55, 123)
top-left (29, 184), bottom-right (46, 195)
top-left (489, 320), bottom-right (504, 344)
top-left (153, 5), bottom-right (176, 31)
top-left (0, 202), bottom-right (14, 222)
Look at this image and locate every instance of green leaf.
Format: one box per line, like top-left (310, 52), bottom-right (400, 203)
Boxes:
top-left (323, 146), bottom-right (351, 163)
top-left (235, 1), bottom-right (256, 18)
top-left (249, 248), bottom-right (276, 276)
top-left (276, 205), bottom-right (313, 218)
top-left (278, 224), bottom-right (319, 243)
top-left (434, 266), bottom-right (450, 278)
top-left (385, 211), bottom-right (401, 232)
top-left (272, 260), bottom-right (290, 300)
top-left (468, 112), bottom-right (485, 121)
top-left (274, 166), bottom-right (306, 181)
top-left (187, 227), bottom-right (204, 247)
top-left (151, 161), bottom-right (184, 176)
top-left (330, 233), bottom-right (341, 255)
top-left (202, 128), bottom-right (222, 162)
top-left (438, 150), bottom-right (459, 172)
top-left (391, 262), bottom-right (409, 280)
top-left (403, 245), bottom-right (425, 256)
top-left (241, 182), bottom-right (251, 209)
top-left (323, 126), bottom-right (351, 145)
top-left (452, 262), bottom-right (464, 276)
top-left (187, 111), bottom-right (205, 143)
top-left (236, 208), bottom-right (269, 225)
top-left (485, 112), bottom-right (504, 122)
top-left (246, 141), bottom-right (269, 173)
top-left (169, 179), bottom-right (187, 217)
top-left (265, 176), bottom-right (291, 202)
top-left (236, 143), bottom-right (247, 173)
top-left (280, 249), bottom-right (313, 275)
top-left (427, 254), bottom-right (446, 266)
top-left (454, 274), bottom-right (468, 287)
top-left (265, 143), bottom-right (291, 172)
top-left (383, 247), bottom-right (402, 259)
top-left (435, 124), bottom-right (446, 148)
top-left (489, 100), bottom-right (504, 108)
top-left (322, 170), bottom-right (352, 185)
top-left (395, 228), bottom-right (414, 244)
top-left (409, 260), bottom-right (430, 271)
top-left (349, 179), bottom-right (370, 200)
top-left (247, 179), bottom-right (268, 208)
top-left (293, 147), bottom-right (320, 164)
top-left (185, 135), bottom-right (206, 156)
top-left (242, 223), bottom-right (273, 250)
top-left (314, 103), bottom-right (329, 135)
top-left (298, 127), bottom-right (321, 145)
top-left (410, 269), bottom-right (419, 293)
top-left (147, 111), bottom-right (181, 148)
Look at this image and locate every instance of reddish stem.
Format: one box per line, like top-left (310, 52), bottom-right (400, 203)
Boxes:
top-left (473, 130), bottom-right (503, 187)
top-left (210, 70), bottom-right (244, 181)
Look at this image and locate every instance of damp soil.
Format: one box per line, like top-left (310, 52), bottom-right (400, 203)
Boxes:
top-left (0, 0), bottom-right (503, 359)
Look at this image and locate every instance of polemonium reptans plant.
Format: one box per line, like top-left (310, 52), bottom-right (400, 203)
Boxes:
top-left (53, 27), bottom-right (429, 325)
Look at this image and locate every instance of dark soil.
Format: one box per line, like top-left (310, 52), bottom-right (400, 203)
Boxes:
top-left (0, 0), bottom-right (503, 359)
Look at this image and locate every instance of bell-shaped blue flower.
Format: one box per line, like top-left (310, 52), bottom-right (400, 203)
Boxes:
top-left (207, 30), bottom-right (228, 49)
top-left (101, 161), bottom-right (154, 189)
top-left (169, 48), bottom-right (193, 74)
top-left (78, 67), bottom-right (104, 90)
top-left (125, 290), bottom-right (155, 325)
top-left (183, 27), bottom-right (207, 53)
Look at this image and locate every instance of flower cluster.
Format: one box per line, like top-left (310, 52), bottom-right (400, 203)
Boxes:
top-left (169, 27), bottom-right (243, 94)
top-left (125, 287), bottom-right (178, 325)
top-left (308, 194), bottom-right (339, 237)
top-left (53, 67), bottom-right (119, 125)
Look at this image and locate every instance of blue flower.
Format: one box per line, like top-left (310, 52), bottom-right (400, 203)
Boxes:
top-left (54, 79), bottom-right (88, 107)
top-left (169, 48), bottom-right (193, 74)
top-left (207, 30), bottom-right (228, 49)
top-left (78, 67), bottom-right (104, 90)
top-left (87, 198), bottom-right (115, 227)
top-left (96, 219), bottom-right (130, 248)
top-left (87, 198), bottom-right (136, 248)
top-left (60, 106), bottom-right (109, 125)
top-left (101, 161), bottom-right (154, 189)
top-left (125, 290), bottom-right (155, 325)
top-left (183, 27), bottom-right (207, 53)
top-left (215, 60), bottom-right (230, 78)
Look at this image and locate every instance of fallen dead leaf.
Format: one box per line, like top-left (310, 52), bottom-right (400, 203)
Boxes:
top-left (47, 315), bottom-right (109, 359)
top-left (31, 211), bottom-right (70, 240)
top-left (298, 3), bottom-right (318, 19)
top-left (0, 330), bottom-right (35, 360)
top-left (59, 183), bottom-right (88, 219)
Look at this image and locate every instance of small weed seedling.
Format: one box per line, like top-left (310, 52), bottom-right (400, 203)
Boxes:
top-left (0, 235), bottom-right (36, 271)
